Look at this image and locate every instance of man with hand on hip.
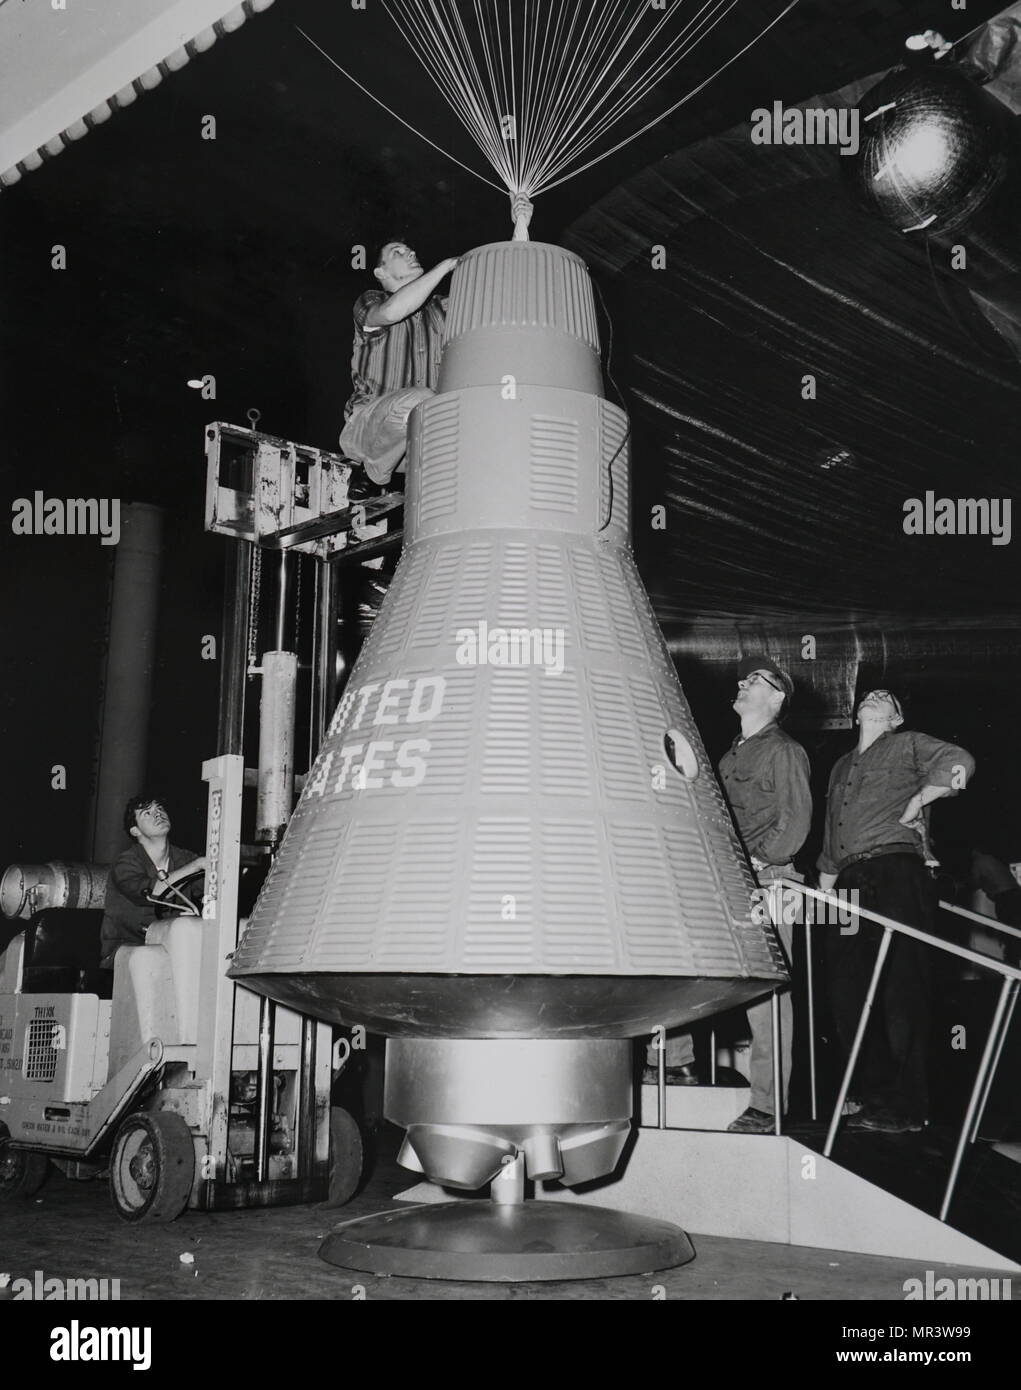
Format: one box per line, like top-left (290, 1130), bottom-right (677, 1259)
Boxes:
top-left (819, 689), bottom-right (974, 1133)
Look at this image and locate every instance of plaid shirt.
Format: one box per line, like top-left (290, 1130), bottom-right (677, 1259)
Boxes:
top-left (343, 289), bottom-right (447, 419)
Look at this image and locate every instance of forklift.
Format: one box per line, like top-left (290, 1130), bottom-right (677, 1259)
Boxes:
top-left (0, 421), bottom-right (401, 1221)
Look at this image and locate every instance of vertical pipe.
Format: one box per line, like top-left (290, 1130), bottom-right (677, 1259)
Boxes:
top-left (491, 1153), bottom-right (526, 1205)
top-left (311, 561), bottom-right (338, 756)
top-left (824, 927), bottom-right (893, 1157)
top-left (657, 1030), bottom-right (666, 1130)
top-left (941, 977), bottom-right (1017, 1221)
top-left (709, 1028), bottom-right (716, 1086)
top-left (304, 563), bottom-right (335, 1183)
top-left (767, 878), bottom-right (783, 1134)
top-left (297, 1018), bottom-right (316, 1180)
top-left (771, 991), bottom-right (782, 1135)
top-left (805, 913), bottom-right (818, 1122)
top-left (255, 651), bottom-right (298, 844)
top-left (969, 980), bottom-right (1019, 1143)
top-left (254, 995), bottom-right (276, 1182)
top-left (275, 551), bottom-right (289, 653)
top-left (217, 539), bottom-right (252, 756)
top-left (88, 502), bottom-right (164, 862)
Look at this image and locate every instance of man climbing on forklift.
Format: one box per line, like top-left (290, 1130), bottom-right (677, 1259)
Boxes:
top-left (99, 795), bottom-right (206, 969)
top-left (339, 195), bottom-right (533, 490)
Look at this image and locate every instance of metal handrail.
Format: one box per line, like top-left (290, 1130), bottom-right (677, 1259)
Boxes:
top-left (775, 878), bottom-right (1020, 1223)
top-left (785, 882), bottom-right (1021, 978)
top-left (939, 898), bottom-right (1021, 944)
top-left (648, 880), bottom-right (1020, 1221)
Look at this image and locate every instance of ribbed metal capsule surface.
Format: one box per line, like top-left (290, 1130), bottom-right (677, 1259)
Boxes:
top-left (229, 242), bottom-right (786, 1037)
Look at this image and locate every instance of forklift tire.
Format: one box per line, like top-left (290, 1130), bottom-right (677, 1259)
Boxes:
top-left (326, 1106), bottom-right (363, 1207)
top-left (110, 1111), bottom-right (195, 1223)
top-left (0, 1126), bottom-right (49, 1202)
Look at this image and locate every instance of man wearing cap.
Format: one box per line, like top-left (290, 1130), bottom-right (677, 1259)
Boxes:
top-left (716, 655), bottom-right (812, 1133)
top-left (645, 656), bottom-right (810, 1096)
top-left (818, 689), bottom-right (975, 1133)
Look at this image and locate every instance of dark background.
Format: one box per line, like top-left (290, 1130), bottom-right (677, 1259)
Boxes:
top-left (1, 0), bottom-right (1016, 872)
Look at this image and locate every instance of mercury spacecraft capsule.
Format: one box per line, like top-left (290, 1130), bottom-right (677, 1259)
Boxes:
top-left (229, 241), bottom-right (786, 1267)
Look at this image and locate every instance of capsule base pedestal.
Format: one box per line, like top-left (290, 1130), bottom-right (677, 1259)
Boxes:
top-left (319, 1199), bottom-right (694, 1282)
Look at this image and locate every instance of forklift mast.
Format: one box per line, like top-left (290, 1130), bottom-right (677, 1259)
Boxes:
top-left (0, 420), bottom-right (398, 1219)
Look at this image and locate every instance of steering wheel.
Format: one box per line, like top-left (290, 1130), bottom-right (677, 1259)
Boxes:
top-left (144, 865), bottom-right (206, 918)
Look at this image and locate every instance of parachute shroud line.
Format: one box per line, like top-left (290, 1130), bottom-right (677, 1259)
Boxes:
top-left (296, 0), bottom-right (802, 204)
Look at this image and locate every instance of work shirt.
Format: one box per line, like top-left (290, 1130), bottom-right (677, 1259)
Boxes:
top-left (718, 722), bottom-right (812, 868)
top-left (344, 289), bottom-right (447, 419)
top-left (99, 841), bottom-right (201, 967)
top-left (818, 730), bottom-right (975, 876)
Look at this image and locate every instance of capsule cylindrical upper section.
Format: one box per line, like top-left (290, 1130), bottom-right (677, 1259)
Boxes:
top-left (439, 242), bottom-right (603, 396)
top-left (410, 243), bottom-right (627, 544)
top-left (405, 387), bottom-right (630, 545)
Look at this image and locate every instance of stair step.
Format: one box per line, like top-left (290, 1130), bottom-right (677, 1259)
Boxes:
top-left (638, 1082), bottom-right (749, 1131)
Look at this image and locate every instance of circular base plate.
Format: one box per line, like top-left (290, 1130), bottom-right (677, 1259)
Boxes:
top-left (319, 1200), bottom-right (694, 1282)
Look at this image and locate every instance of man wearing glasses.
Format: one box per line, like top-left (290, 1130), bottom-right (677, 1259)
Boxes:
top-left (818, 689), bottom-right (975, 1133)
top-left (719, 655), bottom-right (812, 1134)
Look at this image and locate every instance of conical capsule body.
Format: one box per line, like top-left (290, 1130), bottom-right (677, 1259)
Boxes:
top-left (229, 242), bottom-right (786, 1037)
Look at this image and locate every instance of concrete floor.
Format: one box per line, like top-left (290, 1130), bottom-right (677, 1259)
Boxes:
top-left (2, 1131), bottom-right (1017, 1301)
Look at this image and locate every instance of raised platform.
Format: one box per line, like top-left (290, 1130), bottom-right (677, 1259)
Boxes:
top-left (397, 1127), bottom-right (1019, 1273)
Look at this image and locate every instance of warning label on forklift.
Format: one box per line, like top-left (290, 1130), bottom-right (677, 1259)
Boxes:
top-left (203, 786), bottom-right (222, 920)
top-left (0, 1018), bottom-right (19, 1069)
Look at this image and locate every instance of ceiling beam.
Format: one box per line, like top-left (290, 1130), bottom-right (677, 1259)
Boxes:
top-left (0, 0), bottom-right (275, 186)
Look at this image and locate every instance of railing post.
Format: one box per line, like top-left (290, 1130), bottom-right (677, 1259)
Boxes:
top-left (657, 1030), bottom-right (666, 1130)
top-left (969, 981), bottom-right (1019, 1143)
top-left (824, 926), bottom-right (894, 1158)
top-left (805, 909), bottom-right (817, 1122)
top-left (771, 991), bottom-right (782, 1135)
top-left (766, 877), bottom-right (785, 1134)
top-left (941, 977), bottom-right (1019, 1222)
